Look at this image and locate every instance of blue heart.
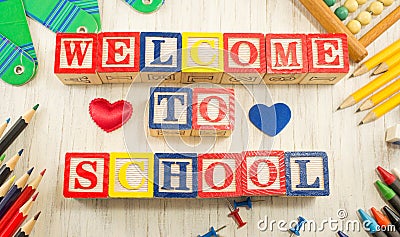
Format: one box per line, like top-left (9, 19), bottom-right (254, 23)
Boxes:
top-left (248, 103), bottom-right (292, 136)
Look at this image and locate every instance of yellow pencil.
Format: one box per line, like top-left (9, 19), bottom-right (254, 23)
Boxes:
top-left (338, 64), bottom-right (400, 110)
top-left (360, 92), bottom-right (400, 125)
top-left (0, 118), bottom-right (10, 138)
top-left (373, 54), bottom-right (400, 75)
top-left (352, 40), bottom-right (400, 77)
top-left (357, 79), bottom-right (400, 112)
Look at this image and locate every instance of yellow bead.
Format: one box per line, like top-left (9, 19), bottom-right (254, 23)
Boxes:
top-left (379, 0), bottom-right (394, 6)
top-left (347, 20), bottom-right (362, 34)
top-left (344, 0), bottom-right (359, 13)
top-left (368, 1), bottom-right (384, 15)
top-left (356, 0), bottom-right (367, 4)
top-left (357, 11), bottom-right (372, 25)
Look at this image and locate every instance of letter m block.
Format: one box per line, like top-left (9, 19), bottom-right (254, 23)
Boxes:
top-left (54, 33), bottom-right (102, 85)
top-left (63, 153), bottom-right (109, 198)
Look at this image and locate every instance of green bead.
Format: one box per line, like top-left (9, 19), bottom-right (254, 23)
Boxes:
top-left (324, 0), bottom-right (336, 7)
top-left (334, 6), bottom-right (349, 21)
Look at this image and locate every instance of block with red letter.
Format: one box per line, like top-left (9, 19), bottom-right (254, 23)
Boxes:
top-left (54, 33), bottom-right (102, 85)
top-left (192, 88), bottom-right (235, 137)
top-left (198, 153), bottom-right (242, 198)
top-left (264, 34), bottom-right (308, 84)
top-left (222, 33), bottom-right (266, 84)
top-left (63, 153), bottom-right (109, 198)
top-left (300, 34), bottom-right (349, 85)
top-left (97, 32), bottom-right (140, 83)
top-left (241, 151), bottom-right (286, 196)
top-left (182, 32), bottom-right (224, 84)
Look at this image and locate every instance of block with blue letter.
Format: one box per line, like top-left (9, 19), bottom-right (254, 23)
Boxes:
top-left (154, 153), bottom-right (198, 198)
top-left (140, 32), bottom-right (182, 83)
top-left (285, 151), bottom-right (329, 196)
top-left (149, 87), bottom-right (192, 136)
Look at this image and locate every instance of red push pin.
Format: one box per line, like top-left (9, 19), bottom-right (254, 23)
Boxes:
top-left (226, 199), bottom-right (247, 228)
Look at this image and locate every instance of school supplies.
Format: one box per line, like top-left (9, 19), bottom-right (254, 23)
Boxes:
top-left (13, 211), bottom-right (41, 237)
top-left (227, 200), bottom-right (246, 229)
top-left (0, 176), bottom-right (15, 203)
top-left (371, 207), bottom-right (400, 237)
top-left (357, 79), bottom-right (400, 112)
top-left (0, 150), bottom-right (23, 186)
top-left (386, 125), bottom-right (400, 145)
top-left (198, 226), bottom-right (226, 237)
top-left (0, 119), bottom-right (10, 138)
top-left (358, 209), bottom-right (388, 237)
top-left (360, 92), bottom-right (400, 125)
top-left (376, 180), bottom-right (400, 214)
top-left (374, 54), bottom-right (400, 75)
top-left (383, 206), bottom-right (400, 232)
top-left (289, 216), bottom-right (307, 237)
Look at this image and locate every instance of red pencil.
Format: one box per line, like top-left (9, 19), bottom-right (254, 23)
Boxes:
top-left (0, 193), bottom-right (38, 237)
top-left (0, 169), bottom-right (45, 224)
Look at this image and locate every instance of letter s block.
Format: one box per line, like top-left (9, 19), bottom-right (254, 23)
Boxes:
top-left (54, 33), bottom-right (102, 85)
top-left (63, 153), bottom-right (109, 198)
top-left (285, 151), bottom-right (329, 196)
top-left (97, 32), bottom-right (140, 83)
top-left (300, 34), bottom-right (349, 85)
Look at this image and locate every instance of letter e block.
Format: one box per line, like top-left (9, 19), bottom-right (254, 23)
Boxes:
top-left (182, 32), bottom-right (223, 84)
top-left (63, 153), bottom-right (109, 198)
top-left (300, 34), bottom-right (349, 85)
top-left (264, 34), bottom-right (308, 84)
top-left (108, 152), bottom-right (154, 198)
top-left (198, 153), bottom-right (242, 198)
top-left (154, 153), bottom-right (198, 198)
top-left (241, 151), bottom-right (286, 196)
top-left (97, 32), bottom-right (140, 83)
top-left (149, 87), bottom-right (192, 136)
top-left (285, 151), bottom-right (329, 196)
top-left (54, 33), bottom-right (102, 85)
top-left (222, 33), bottom-right (265, 84)
top-left (192, 88), bottom-right (235, 137)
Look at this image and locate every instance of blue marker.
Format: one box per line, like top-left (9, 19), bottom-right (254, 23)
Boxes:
top-left (198, 226), bottom-right (226, 237)
top-left (289, 216), bottom-right (307, 236)
top-left (358, 209), bottom-right (388, 237)
top-left (234, 197), bottom-right (252, 209)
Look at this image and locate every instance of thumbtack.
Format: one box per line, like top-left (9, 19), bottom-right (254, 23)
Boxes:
top-left (198, 226), bottom-right (227, 237)
top-left (234, 197), bottom-right (252, 209)
top-left (289, 216), bottom-right (307, 236)
top-left (337, 230), bottom-right (349, 237)
top-left (226, 199), bottom-right (247, 228)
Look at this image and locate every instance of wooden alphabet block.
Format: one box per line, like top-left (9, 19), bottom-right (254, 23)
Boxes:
top-left (97, 32), bottom-right (140, 83)
top-left (386, 124), bottom-right (400, 145)
top-left (300, 34), bottom-right (349, 85)
top-left (198, 153), bottom-right (242, 198)
top-left (108, 152), bottom-right (154, 198)
top-left (154, 153), bottom-right (198, 198)
top-left (192, 88), bottom-right (235, 137)
top-left (241, 151), bottom-right (286, 196)
top-left (149, 87), bottom-right (193, 136)
top-left (139, 32), bottom-right (182, 83)
top-left (221, 33), bottom-right (266, 84)
top-left (264, 34), bottom-right (308, 84)
top-left (54, 33), bottom-right (102, 85)
top-left (63, 153), bottom-right (109, 198)
top-left (182, 32), bottom-right (223, 84)
top-left (285, 151), bottom-right (329, 196)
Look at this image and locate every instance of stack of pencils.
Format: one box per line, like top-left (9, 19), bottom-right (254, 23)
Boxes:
top-left (338, 40), bottom-right (400, 125)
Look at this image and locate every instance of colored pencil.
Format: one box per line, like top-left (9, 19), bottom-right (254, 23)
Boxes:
top-left (0, 118), bottom-right (10, 139)
top-left (0, 169), bottom-right (45, 224)
top-left (0, 167), bottom-right (34, 220)
top-left (13, 211), bottom-right (41, 237)
top-left (339, 64), bottom-right (400, 110)
top-left (0, 149), bottom-right (23, 186)
top-left (0, 193), bottom-right (38, 237)
top-left (0, 104), bottom-right (39, 157)
top-left (0, 176), bottom-right (15, 203)
top-left (338, 230), bottom-right (349, 237)
top-left (374, 55), bottom-right (400, 76)
top-left (352, 40), bottom-right (400, 77)
top-left (0, 154), bottom-right (5, 166)
top-left (357, 79), bottom-right (400, 112)
top-left (359, 92), bottom-right (400, 125)
top-left (371, 207), bottom-right (400, 237)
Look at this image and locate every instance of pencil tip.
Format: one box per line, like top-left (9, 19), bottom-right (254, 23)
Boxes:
top-left (356, 108), bottom-right (361, 113)
top-left (349, 74), bottom-right (354, 78)
top-left (9, 175), bottom-right (15, 183)
top-left (33, 104), bottom-right (39, 111)
top-left (40, 169), bottom-right (46, 176)
top-left (32, 192), bottom-right (39, 201)
top-left (336, 106), bottom-right (342, 111)
top-left (18, 149), bottom-right (24, 156)
top-left (27, 167), bottom-right (34, 175)
top-left (34, 211), bottom-right (41, 220)
top-left (0, 154), bottom-right (5, 162)
top-left (5, 118), bottom-right (10, 124)
top-left (359, 121), bottom-right (364, 126)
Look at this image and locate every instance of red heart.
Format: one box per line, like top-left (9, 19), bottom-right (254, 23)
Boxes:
top-left (89, 98), bottom-right (133, 133)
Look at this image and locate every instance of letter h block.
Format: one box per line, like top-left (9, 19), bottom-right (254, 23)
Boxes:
top-left (149, 87), bottom-right (192, 136)
top-left (192, 88), bottom-right (235, 137)
top-left (182, 32), bottom-right (224, 84)
top-left (300, 34), bottom-right (349, 85)
top-left (97, 32), bottom-right (140, 83)
top-left (285, 151), bottom-right (329, 196)
top-left (63, 152), bottom-right (109, 198)
top-left (154, 153), bottom-right (198, 198)
top-left (54, 33), bottom-right (102, 85)
top-left (264, 34), bottom-right (308, 84)
top-left (222, 33), bottom-right (266, 84)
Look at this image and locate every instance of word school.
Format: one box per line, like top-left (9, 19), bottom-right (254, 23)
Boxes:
top-left (63, 151), bottom-right (329, 199)
top-left (54, 32), bottom-right (349, 85)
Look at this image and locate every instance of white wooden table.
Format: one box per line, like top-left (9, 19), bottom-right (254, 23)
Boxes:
top-left (0, 0), bottom-right (399, 236)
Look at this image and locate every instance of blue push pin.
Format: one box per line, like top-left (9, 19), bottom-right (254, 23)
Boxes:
top-left (289, 216), bottom-right (307, 236)
top-left (337, 230), bottom-right (349, 237)
top-left (234, 197), bottom-right (252, 209)
top-left (198, 226), bottom-right (226, 237)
